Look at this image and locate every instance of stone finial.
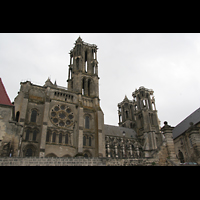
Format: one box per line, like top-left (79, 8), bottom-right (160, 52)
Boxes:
top-left (44, 77), bottom-right (53, 87)
top-left (76, 36), bottom-right (83, 44)
top-left (161, 121), bottom-right (173, 132)
top-left (164, 121), bottom-right (168, 125)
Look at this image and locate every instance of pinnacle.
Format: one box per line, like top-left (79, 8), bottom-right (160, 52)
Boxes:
top-left (76, 36), bottom-right (83, 43)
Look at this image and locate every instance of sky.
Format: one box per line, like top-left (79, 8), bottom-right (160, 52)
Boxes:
top-left (1, 33), bottom-right (200, 127)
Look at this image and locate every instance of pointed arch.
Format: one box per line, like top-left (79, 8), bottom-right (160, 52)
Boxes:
top-left (30, 108), bottom-right (39, 123)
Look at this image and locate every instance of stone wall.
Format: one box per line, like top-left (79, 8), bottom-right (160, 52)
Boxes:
top-left (0, 157), bottom-right (105, 166)
top-left (0, 157), bottom-right (172, 166)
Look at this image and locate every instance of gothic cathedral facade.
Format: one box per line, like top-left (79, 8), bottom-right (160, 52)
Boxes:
top-left (14, 37), bottom-right (105, 158)
top-left (3, 37), bottom-right (179, 163)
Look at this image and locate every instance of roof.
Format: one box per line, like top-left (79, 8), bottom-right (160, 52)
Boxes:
top-left (104, 124), bottom-right (137, 139)
top-left (173, 107), bottom-right (200, 139)
top-left (0, 78), bottom-right (13, 106)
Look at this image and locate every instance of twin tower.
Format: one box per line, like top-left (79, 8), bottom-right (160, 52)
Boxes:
top-left (67, 37), bottom-right (163, 155)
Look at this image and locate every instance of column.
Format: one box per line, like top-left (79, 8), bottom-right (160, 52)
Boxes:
top-left (98, 110), bottom-right (105, 157)
top-left (78, 107), bottom-right (83, 153)
top-left (39, 88), bottom-right (50, 157)
top-left (161, 121), bottom-right (176, 159)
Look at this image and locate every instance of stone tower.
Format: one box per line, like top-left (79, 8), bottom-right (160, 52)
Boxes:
top-left (118, 86), bottom-right (163, 157)
top-left (131, 87), bottom-right (159, 135)
top-left (67, 37), bottom-right (105, 157)
top-left (118, 95), bottom-right (136, 129)
top-left (67, 37), bottom-right (99, 99)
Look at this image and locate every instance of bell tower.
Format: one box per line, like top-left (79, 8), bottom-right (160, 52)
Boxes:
top-left (67, 36), bottom-right (99, 100)
top-left (118, 95), bottom-right (136, 129)
top-left (118, 86), bottom-right (163, 156)
top-left (67, 37), bottom-right (105, 157)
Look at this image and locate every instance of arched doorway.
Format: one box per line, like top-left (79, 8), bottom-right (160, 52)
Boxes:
top-left (83, 150), bottom-right (92, 158)
top-left (23, 144), bottom-right (37, 157)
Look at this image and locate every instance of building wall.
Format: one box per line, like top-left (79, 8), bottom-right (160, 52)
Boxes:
top-left (0, 105), bottom-right (23, 157)
top-left (174, 122), bottom-right (200, 163)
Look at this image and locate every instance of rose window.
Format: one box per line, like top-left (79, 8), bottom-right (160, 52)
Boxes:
top-left (50, 104), bottom-right (74, 127)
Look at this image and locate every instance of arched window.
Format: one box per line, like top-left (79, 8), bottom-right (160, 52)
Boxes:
top-left (52, 132), bottom-right (56, 143)
top-left (83, 135), bottom-right (86, 146)
top-left (59, 133), bottom-right (62, 144)
top-left (46, 130), bottom-right (51, 142)
top-left (89, 137), bottom-right (92, 146)
top-left (85, 116), bottom-right (90, 129)
top-left (31, 110), bottom-right (37, 123)
top-left (82, 78), bottom-right (85, 95)
top-left (88, 79), bottom-right (91, 96)
top-left (25, 129), bottom-right (30, 140)
top-left (65, 134), bottom-right (68, 144)
top-left (16, 111), bottom-right (20, 122)
top-left (33, 129), bottom-right (38, 141)
top-left (76, 58), bottom-right (79, 70)
top-left (125, 110), bottom-right (129, 119)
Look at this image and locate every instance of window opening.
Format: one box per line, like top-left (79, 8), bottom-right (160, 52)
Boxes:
top-left (65, 134), bottom-right (68, 144)
top-left (16, 111), bottom-right (20, 122)
top-left (52, 132), bottom-right (56, 143)
top-left (33, 130), bottom-right (37, 141)
top-left (82, 78), bottom-right (85, 95)
top-left (88, 79), bottom-right (91, 96)
top-left (85, 116), bottom-right (90, 129)
top-left (89, 137), bottom-right (92, 146)
top-left (59, 133), bottom-right (62, 143)
top-left (31, 110), bottom-right (37, 123)
top-left (93, 64), bottom-right (95, 74)
top-left (83, 135), bottom-right (86, 146)
top-left (25, 129), bottom-right (30, 140)
top-left (69, 68), bottom-right (72, 79)
top-left (46, 130), bottom-right (51, 142)
top-left (76, 58), bottom-right (79, 70)
top-left (125, 110), bottom-right (128, 119)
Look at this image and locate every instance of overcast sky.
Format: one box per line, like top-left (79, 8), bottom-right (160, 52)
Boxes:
top-left (1, 33), bottom-right (200, 127)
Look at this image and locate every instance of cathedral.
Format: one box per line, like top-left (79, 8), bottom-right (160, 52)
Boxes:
top-left (0, 37), bottom-right (199, 165)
